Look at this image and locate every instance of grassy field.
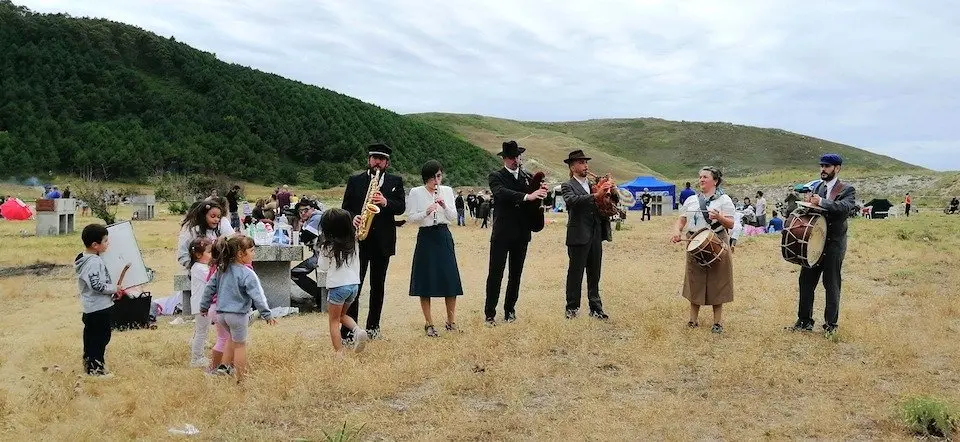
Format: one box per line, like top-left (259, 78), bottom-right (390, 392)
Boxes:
top-left (1, 204), bottom-right (958, 440)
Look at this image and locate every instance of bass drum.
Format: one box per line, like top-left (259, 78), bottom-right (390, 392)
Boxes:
top-left (781, 211), bottom-right (827, 268)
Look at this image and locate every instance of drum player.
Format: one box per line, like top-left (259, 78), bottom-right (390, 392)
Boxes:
top-left (786, 154), bottom-right (857, 336)
top-left (671, 166), bottom-right (735, 333)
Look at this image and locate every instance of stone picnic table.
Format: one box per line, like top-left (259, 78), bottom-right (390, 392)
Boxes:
top-left (175, 244), bottom-right (305, 315)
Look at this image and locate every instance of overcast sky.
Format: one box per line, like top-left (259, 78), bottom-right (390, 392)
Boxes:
top-left (18, 0), bottom-right (960, 171)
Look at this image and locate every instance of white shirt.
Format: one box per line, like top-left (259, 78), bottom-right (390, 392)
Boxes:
top-left (316, 243), bottom-right (361, 289)
top-left (575, 175), bottom-right (591, 194)
top-left (190, 262), bottom-right (211, 314)
top-left (731, 211), bottom-right (745, 240)
top-left (406, 185), bottom-right (458, 227)
top-left (755, 197), bottom-right (767, 216)
top-left (680, 193), bottom-right (735, 233)
top-left (504, 166), bottom-right (519, 181)
top-left (822, 177), bottom-right (838, 199)
top-left (176, 217), bottom-right (236, 268)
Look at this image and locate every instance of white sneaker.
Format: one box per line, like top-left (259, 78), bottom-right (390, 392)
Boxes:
top-left (352, 329), bottom-right (369, 353)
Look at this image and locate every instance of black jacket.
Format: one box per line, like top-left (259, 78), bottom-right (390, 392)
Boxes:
top-left (342, 171), bottom-right (405, 256)
top-left (488, 168), bottom-right (538, 243)
top-left (813, 180), bottom-right (857, 243)
top-left (561, 177), bottom-right (612, 246)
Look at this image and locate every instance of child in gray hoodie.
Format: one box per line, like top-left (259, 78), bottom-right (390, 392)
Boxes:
top-left (75, 224), bottom-right (126, 376)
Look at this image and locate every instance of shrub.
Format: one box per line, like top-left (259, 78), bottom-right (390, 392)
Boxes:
top-left (899, 396), bottom-right (958, 438)
top-left (167, 201), bottom-right (188, 215)
top-left (73, 179), bottom-right (116, 225)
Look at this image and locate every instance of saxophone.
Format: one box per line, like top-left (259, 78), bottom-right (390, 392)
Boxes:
top-left (356, 169), bottom-right (382, 240)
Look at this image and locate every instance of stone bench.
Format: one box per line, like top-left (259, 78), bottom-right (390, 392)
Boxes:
top-left (174, 244), bottom-right (332, 315)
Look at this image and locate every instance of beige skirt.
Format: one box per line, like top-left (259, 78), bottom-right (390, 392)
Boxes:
top-left (681, 229), bottom-right (734, 305)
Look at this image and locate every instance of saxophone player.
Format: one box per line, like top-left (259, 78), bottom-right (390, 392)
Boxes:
top-left (340, 143), bottom-right (406, 342)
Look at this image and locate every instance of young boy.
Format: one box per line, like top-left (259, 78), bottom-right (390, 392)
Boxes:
top-left (75, 224), bottom-right (126, 377)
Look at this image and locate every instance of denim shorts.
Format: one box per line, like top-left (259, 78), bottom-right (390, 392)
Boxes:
top-left (327, 284), bottom-right (359, 305)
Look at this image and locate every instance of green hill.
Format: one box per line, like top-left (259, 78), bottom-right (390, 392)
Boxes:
top-left (0, 1), bottom-right (499, 186)
top-left (414, 113), bottom-right (924, 181)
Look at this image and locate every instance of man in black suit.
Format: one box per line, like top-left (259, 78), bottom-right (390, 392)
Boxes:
top-left (561, 149), bottom-right (612, 320)
top-left (341, 143), bottom-right (406, 340)
top-left (484, 141), bottom-right (548, 325)
top-left (787, 153), bottom-right (856, 336)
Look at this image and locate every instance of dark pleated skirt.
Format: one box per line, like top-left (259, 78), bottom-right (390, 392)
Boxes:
top-left (409, 224), bottom-right (464, 298)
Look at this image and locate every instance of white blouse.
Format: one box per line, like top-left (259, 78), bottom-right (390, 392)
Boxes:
top-left (406, 185), bottom-right (458, 227)
top-left (680, 193), bottom-right (735, 233)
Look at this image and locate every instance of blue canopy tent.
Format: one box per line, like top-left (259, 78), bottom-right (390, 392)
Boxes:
top-left (619, 176), bottom-right (677, 211)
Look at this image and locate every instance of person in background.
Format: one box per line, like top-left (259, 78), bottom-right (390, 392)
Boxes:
top-left (904, 193), bottom-right (912, 217)
top-left (784, 190), bottom-right (799, 217)
top-left (277, 185), bottom-right (292, 211)
top-left (225, 185), bottom-right (241, 230)
top-left (640, 188), bottom-right (652, 221)
top-left (755, 191), bottom-right (768, 227)
top-left (679, 182), bottom-right (696, 211)
top-left (62, 186), bottom-right (72, 199)
top-left (479, 193), bottom-right (491, 228)
top-left (730, 208), bottom-right (744, 252)
top-left (767, 211), bottom-right (784, 232)
top-left (467, 192), bottom-right (477, 219)
top-left (455, 190), bottom-right (466, 226)
top-left (290, 198), bottom-right (326, 309)
top-left (46, 186), bottom-right (62, 199)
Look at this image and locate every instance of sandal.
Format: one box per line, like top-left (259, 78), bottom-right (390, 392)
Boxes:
top-left (687, 321), bottom-right (699, 328)
top-left (424, 324), bottom-right (439, 337)
top-left (445, 322), bottom-right (461, 333)
top-left (711, 323), bottom-right (724, 334)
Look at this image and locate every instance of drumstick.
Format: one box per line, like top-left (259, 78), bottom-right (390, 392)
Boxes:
top-left (116, 263), bottom-right (131, 293)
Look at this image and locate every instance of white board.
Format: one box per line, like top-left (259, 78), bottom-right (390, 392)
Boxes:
top-left (100, 221), bottom-right (150, 289)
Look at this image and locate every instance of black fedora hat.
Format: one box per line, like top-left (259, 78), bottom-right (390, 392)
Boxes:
top-left (367, 142), bottom-right (392, 158)
top-left (497, 140), bottom-right (526, 158)
top-left (563, 149), bottom-right (592, 164)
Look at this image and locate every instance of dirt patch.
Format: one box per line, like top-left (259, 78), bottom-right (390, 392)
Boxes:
top-left (0, 262), bottom-right (70, 278)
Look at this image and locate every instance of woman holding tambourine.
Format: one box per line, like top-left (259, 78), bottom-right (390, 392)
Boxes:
top-left (670, 166), bottom-right (736, 333)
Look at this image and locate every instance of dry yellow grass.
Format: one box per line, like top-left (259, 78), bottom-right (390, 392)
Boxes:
top-left (0, 207), bottom-right (958, 440)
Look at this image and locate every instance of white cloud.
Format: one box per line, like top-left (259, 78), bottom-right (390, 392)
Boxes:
top-left (16, 0), bottom-right (960, 170)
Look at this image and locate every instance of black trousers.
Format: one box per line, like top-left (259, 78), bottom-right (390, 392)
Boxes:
top-left (291, 254), bottom-right (322, 306)
top-left (798, 239), bottom-right (846, 327)
top-left (484, 240), bottom-right (530, 319)
top-left (341, 248), bottom-right (391, 337)
top-left (641, 206), bottom-right (651, 221)
top-left (905, 204), bottom-right (911, 216)
top-left (565, 232), bottom-right (604, 312)
top-left (82, 306), bottom-right (113, 374)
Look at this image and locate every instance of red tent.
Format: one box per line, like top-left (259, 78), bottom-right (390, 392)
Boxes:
top-left (0, 198), bottom-right (33, 220)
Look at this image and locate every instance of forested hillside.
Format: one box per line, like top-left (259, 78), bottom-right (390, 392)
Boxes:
top-left (0, 1), bottom-right (499, 186)
top-left (415, 114), bottom-right (923, 180)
